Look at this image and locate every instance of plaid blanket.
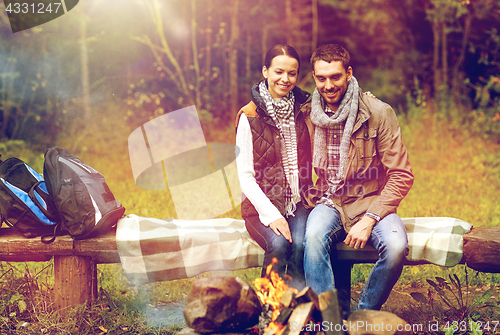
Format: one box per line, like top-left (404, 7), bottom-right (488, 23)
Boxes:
top-left (403, 217), bottom-right (472, 267)
top-left (116, 215), bottom-right (471, 286)
top-left (116, 214), bottom-right (264, 285)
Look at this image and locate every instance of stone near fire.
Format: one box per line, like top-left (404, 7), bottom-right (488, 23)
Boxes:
top-left (183, 276), bottom-right (262, 333)
top-left (346, 310), bottom-right (411, 335)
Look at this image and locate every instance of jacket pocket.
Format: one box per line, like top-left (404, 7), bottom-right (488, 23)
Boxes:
top-left (343, 179), bottom-right (380, 220)
top-left (342, 178), bottom-right (379, 198)
top-left (355, 127), bottom-right (377, 169)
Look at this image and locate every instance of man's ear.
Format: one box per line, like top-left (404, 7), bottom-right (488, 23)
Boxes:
top-left (347, 66), bottom-right (353, 82)
top-left (262, 66), bottom-right (268, 79)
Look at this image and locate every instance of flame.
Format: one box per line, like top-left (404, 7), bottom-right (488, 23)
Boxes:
top-left (254, 258), bottom-right (298, 332)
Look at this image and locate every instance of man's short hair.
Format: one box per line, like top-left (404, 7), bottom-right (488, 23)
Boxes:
top-left (310, 44), bottom-right (350, 72)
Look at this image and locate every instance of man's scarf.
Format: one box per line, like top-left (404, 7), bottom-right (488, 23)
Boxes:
top-left (310, 76), bottom-right (359, 189)
top-left (259, 81), bottom-right (300, 216)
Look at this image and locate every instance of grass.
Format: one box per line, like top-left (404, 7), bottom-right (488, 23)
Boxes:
top-left (1, 100), bottom-right (500, 333)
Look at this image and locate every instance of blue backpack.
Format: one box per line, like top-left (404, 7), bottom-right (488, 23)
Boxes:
top-left (0, 157), bottom-right (62, 242)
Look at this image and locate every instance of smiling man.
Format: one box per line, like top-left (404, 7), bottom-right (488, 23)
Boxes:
top-left (303, 44), bottom-right (414, 315)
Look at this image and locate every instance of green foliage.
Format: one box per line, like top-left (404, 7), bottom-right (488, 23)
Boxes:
top-left (0, 261), bottom-right (53, 332)
top-left (409, 269), bottom-right (500, 335)
top-left (425, 273), bottom-right (498, 321)
top-left (469, 75), bottom-right (500, 140)
top-left (396, 99), bottom-right (500, 226)
top-left (425, 0), bottom-right (470, 24)
top-left (0, 140), bottom-right (45, 171)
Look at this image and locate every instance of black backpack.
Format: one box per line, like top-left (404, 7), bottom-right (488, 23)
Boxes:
top-left (0, 157), bottom-right (62, 241)
top-left (43, 147), bottom-right (125, 240)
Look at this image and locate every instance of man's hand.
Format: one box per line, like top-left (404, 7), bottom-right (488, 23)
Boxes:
top-left (344, 215), bottom-right (377, 249)
top-left (269, 218), bottom-right (292, 243)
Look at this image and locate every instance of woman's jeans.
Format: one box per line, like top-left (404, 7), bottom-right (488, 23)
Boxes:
top-left (245, 203), bottom-right (310, 290)
top-left (304, 204), bottom-right (408, 311)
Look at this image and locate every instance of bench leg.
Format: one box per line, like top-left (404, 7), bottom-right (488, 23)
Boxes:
top-left (332, 260), bottom-right (352, 319)
top-left (54, 255), bottom-right (96, 312)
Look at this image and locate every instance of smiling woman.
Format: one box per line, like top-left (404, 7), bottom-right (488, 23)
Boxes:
top-left (234, 44), bottom-right (313, 291)
top-left (262, 54), bottom-right (299, 99)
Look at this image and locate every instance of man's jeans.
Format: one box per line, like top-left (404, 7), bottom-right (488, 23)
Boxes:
top-left (245, 203), bottom-right (310, 290)
top-left (304, 204), bottom-right (408, 311)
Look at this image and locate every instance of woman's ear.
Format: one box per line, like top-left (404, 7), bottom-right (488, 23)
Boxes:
top-left (262, 66), bottom-right (268, 79)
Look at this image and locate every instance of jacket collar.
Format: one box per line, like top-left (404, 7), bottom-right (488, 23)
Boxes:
top-left (352, 90), bottom-right (371, 133)
top-left (251, 81), bottom-right (311, 121)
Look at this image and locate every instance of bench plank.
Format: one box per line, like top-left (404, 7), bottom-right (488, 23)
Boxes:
top-left (0, 228), bottom-right (120, 263)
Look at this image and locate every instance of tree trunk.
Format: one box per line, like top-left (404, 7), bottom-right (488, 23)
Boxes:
top-left (441, 21), bottom-right (448, 90)
top-left (221, 21), bottom-right (229, 103)
top-left (182, 3), bottom-right (192, 73)
top-left (80, 18), bottom-right (91, 125)
top-left (311, 0), bottom-right (318, 53)
top-left (262, 25), bottom-right (269, 65)
top-left (452, 12), bottom-right (472, 93)
top-left (432, 20), bottom-right (441, 93)
top-left (205, 0), bottom-right (212, 98)
top-left (191, 0), bottom-right (201, 107)
top-left (285, 0), bottom-right (293, 45)
top-left (228, 0), bottom-right (240, 118)
top-left (0, 76), bottom-right (12, 139)
top-left (246, 29), bottom-right (252, 84)
top-left (141, 0), bottom-right (195, 105)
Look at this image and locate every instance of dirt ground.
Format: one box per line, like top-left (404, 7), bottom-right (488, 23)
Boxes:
top-left (350, 282), bottom-right (500, 334)
top-left (161, 282), bottom-right (500, 334)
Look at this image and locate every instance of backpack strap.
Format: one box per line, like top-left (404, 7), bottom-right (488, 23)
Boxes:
top-left (29, 181), bottom-right (60, 222)
top-left (41, 223), bottom-right (63, 244)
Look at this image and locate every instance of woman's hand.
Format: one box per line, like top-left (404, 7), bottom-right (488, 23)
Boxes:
top-left (269, 218), bottom-right (292, 243)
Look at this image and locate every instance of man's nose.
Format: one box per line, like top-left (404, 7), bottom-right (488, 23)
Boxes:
top-left (325, 79), bottom-right (333, 90)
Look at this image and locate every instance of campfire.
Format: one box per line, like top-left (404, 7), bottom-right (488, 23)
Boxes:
top-left (253, 258), bottom-right (343, 335)
top-left (180, 265), bottom-right (412, 335)
top-left (181, 259), bottom-right (345, 335)
top-left (254, 258), bottom-right (298, 326)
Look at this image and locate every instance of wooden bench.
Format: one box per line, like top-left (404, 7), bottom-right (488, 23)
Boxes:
top-left (0, 226), bottom-right (497, 313)
top-left (0, 227), bottom-right (383, 312)
top-left (0, 228), bottom-right (119, 312)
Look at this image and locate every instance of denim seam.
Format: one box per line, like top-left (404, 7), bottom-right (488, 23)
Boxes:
top-left (249, 223), bottom-right (270, 252)
top-left (329, 225), bottom-right (344, 239)
top-left (356, 229), bottom-right (381, 308)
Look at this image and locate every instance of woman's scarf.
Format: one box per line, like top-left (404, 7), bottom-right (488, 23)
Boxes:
top-left (259, 81), bottom-right (300, 216)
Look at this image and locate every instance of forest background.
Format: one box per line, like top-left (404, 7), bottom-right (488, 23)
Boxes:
top-left (1, 0), bottom-right (499, 220)
top-left (1, 0), bottom-right (500, 333)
